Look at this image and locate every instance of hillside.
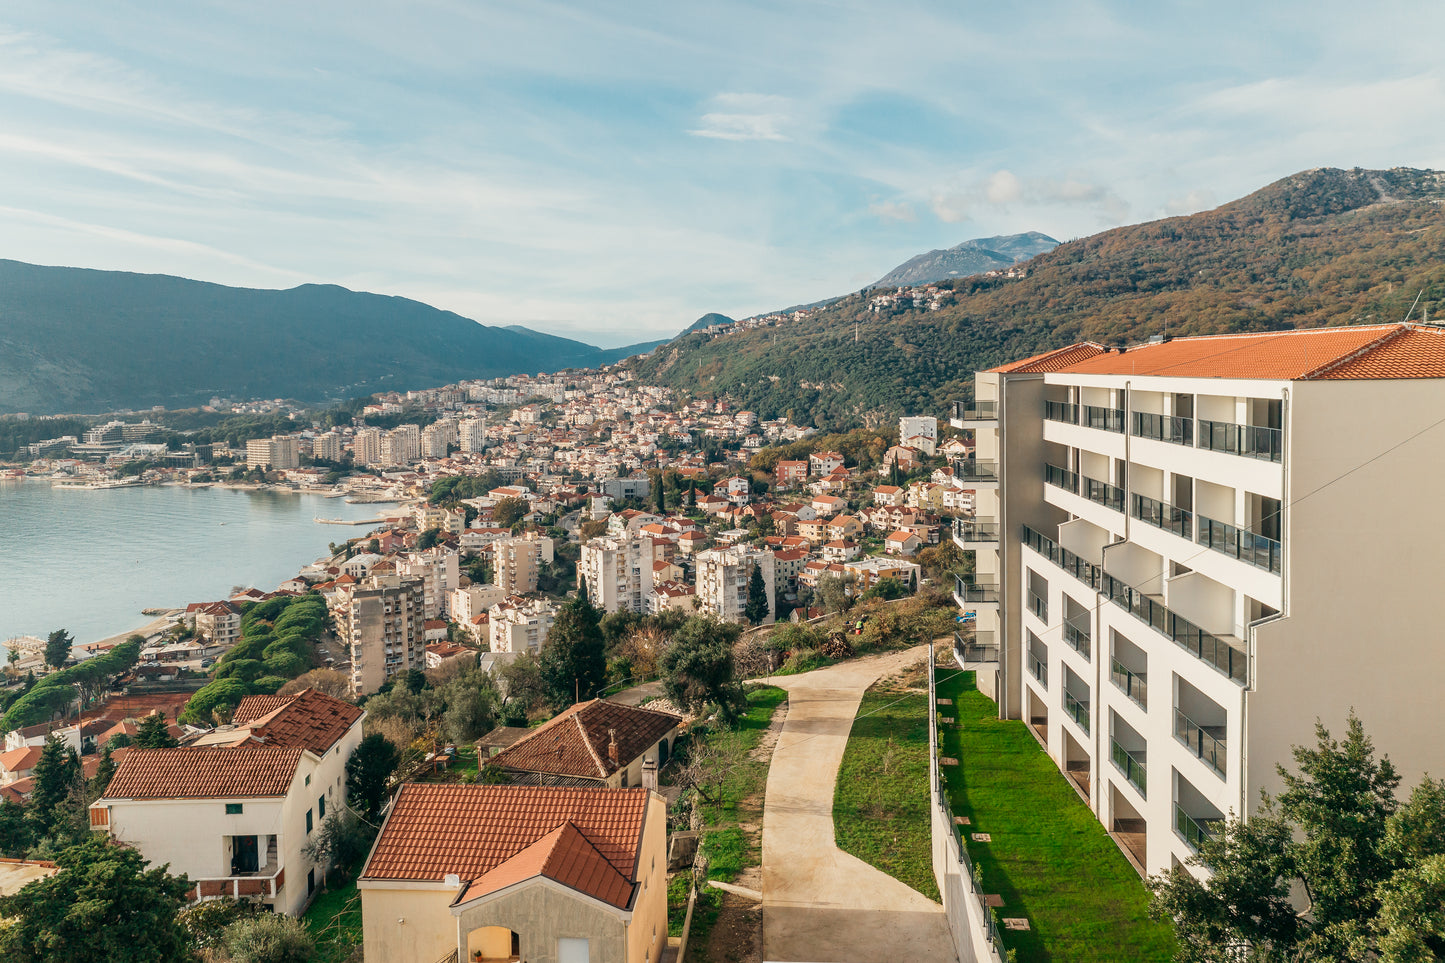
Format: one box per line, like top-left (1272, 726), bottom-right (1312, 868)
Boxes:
top-left (681, 312), bottom-right (736, 335)
top-left (0, 262), bottom-right (659, 413)
top-left (873, 232), bottom-right (1059, 287)
top-left (630, 167), bottom-right (1445, 429)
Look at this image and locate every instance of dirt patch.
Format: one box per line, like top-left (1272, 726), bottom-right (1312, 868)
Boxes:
top-left (749, 697), bottom-right (788, 761)
top-left (701, 891), bottom-right (762, 963)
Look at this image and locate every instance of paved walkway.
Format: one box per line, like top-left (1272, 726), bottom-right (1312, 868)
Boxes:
top-left (761, 646), bottom-right (958, 963)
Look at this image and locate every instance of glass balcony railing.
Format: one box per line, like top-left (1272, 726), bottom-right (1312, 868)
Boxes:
top-left (1130, 492), bottom-right (1193, 540)
top-left (1063, 619), bottom-right (1091, 659)
top-left (1021, 525), bottom-right (1101, 589)
top-left (954, 632), bottom-right (998, 663)
top-left (1110, 659), bottom-right (1148, 709)
top-left (1081, 475), bottom-right (1126, 512)
top-left (1044, 400), bottom-right (1079, 424)
top-left (1132, 412), bottom-right (1194, 445)
top-left (1028, 652), bottom-right (1048, 687)
top-left (1044, 463), bottom-right (1079, 494)
top-left (1028, 590), bottom-right (1048, 622)
top-left (1175, 708), bottom-right (1227, 777)
top-left (951, 400), bottom-right (998, 421)
top-left (1112, 740), bottom-right (1148, 797)
top-left (1082, 404), bottom-right (1126, 432)
top-left (1175, 804), bottom-right (1221, 853)
top-left (1196, 514), bottom-right (1282, 574)
top-left (952, 517), bottom-right (1000, 543)
top-left (1197, 419), bottom-right (1283, 462)
top-left (954, 574), bottom-right (1000, 603)
top-left (1099, 573), bottom-right (1249, 685)
top-left (956, 459), bottom-right (999, 481)
top-left (1064, 690), bottom-right (1090, 733)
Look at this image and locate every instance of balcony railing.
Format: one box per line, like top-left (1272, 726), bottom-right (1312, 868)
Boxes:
top-left (1175, 708), bottom-right (1227, 777)
top-left (1130, 492), bottom-right (1193, 539)
top-left (952, 517), bottom-right (1000, 543)
top-left (1100, 573), bottom-right (1248, 685)
top-left (1198, 419), bottom-right (1283, 462)
top-left (954, 632), bottom-right (998, 663)
top-left (1044, 400), bottom-right (1079, 425)
top-left (1045, 463), bottom-right (1079, 494)
top-left (1196, 514), bottom-right (1282, 574)
top-left (1082, 404), bottom-right (1126, 432)
top-left (1021, 525), bottom-right (1101, 589)
top-left (1063, 619), bottom-right (1091, 659)
top-left (956, 459), bottom-right (999, 481)
top-left (1110, 659), bottom-right (1148, 709)
top-left (1028, 652), bottom-right (1048, 687)
top-left (188, 865), bottom-right (285, 901)
top-left (1131, 412), bottom-right (1194, 446)
top-left (951, 400), bottom-right (998, 421)
top-left (1175, 804), bottom-right (1222, 853)
top-left (953, 574), bottom-right (1000, 603)
top-left (1028, 590), bottom-right (1048, 622)
top-left (1082, 475), bottom-right (1126, 512)
top-left (1064, 690), bottom-right (1090, 733)
top-left (1111, 741), bottom-right (1147, 797)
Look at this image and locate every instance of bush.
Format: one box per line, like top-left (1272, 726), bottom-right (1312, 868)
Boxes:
top-left (177, 897), bottom-right (257, 950)
top-left (224, 913), bottom-right (316, 963)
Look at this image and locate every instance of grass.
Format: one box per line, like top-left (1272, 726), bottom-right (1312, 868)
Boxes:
top-left (302, 871), bottom-right (363, 963)
top-left (694, 685), bottom-right (788, 826)
top-left (833, 686), bottom-right (940, 902)
top-left (935, 669), bottom-right (1176, 963)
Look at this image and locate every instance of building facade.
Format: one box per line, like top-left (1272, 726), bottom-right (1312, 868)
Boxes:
top-left (580, 536), bottom-right (651, 614)
top-left (695, 546), bottom-right (775, 624)
top-left (334, 575), bottom-right (426, 694)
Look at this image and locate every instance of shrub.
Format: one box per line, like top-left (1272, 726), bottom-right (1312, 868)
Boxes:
top-left (223, 913), bottom-right (315, 963)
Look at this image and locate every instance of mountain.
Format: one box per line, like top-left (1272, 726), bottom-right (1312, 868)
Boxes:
top-left (0, 262), bottom-right (659, 414)
top-left (873, 231), bottom-right (1060, 287)
top-left (681, 312), bottom-right (736, 335)
top-left (630, 168), bottom-right (1445, 430)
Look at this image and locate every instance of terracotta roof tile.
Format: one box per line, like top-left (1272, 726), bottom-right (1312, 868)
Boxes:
top-left (991, 342), bottom-right (1108, 373)
top-left (361, 784), bottom-right (649, 899)
top-left (232, 695), bottom-right (290, 724)
top-left (103, 747), bottom-right (302, 800)
top-left (231, 688), bottom-right (363, 755)
top-left (489, 700), bottom-right (680, 781)
top-left (0, 747), bottom-right (42, 774)
top-left (454, 821), bottom-right (634, 909)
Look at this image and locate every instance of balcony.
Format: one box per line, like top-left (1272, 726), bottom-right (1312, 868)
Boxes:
top-left (1027, 590), bottom-right (1048, 622)
top-left (1044, 400), bottom-right (1078, 425)
top-left (1111, 741), bottom-right (1147, 797)
top-left (952, 516), bottom-right (1000, 546)
top-left (954, 631), bottom-right (998, 663)
top-left (1196, 514), bottom-right (1282, 574)
top-left (1099, 573), bottom-right (1248, 685)
top-left (950, 399), bottom-right (998, 426)
top-left (1110, 659), bottom-right (1148, 710)
top-left (188, 864), bottom-right (285, 901)
top-left (1028, 652), bottom-right (1048, 688)
top-left (1045, 401), bottom-right (1126, 433)
top-left (1175, 708), bottom-right (1227, 777)
top-left (1131, 412), bottom-right (1193, 446)
top-left (1021, 525), bottom-right (1102, 589)
top-left (1044, 463), bottom-right (1079, 495)
top-left (1081, 475), bottom-right (1125, 513)
top-left (1198, 419), bottom-right (1283, 462)
top-left (1063, 619), bottom-right (1091, 659)
top-left (956, 459), bottom-right (999, 482)
top-left (1130, 492), bottom-right (1192, 540)
top-left (1175, 804), bottom-right (1222, 853)
top-left (1063, 690), bottom-right (1090, 734)
top-left (953, 574), bottom-right (1000, 605)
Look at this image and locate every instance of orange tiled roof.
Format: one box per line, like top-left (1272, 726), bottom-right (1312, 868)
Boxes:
top-left (361, 784), bottom-right (649, 899)
top-left (490, 700), bottom-right (680, 781)
top-left (103, 747), bottom-right (302, 800)
top-left (230, 688), bottom-right (363, 755)
top-left (992, 324), bottom-right (1445, 381)
top-left (453, 820), bottom-right (633, 909)
top-left (991, 342), bottom-right (1108, 373)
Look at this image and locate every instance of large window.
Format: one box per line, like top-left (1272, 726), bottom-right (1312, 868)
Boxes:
top-left (558, 938), bottom-right (590, 963)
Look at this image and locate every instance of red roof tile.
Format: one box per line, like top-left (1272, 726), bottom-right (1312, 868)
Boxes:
top-left (454, 820), bottom-right (634, 909)
top-left (991, 342), bottom-right (1107, 373)
top-left (489, 700), bottom-right (680, 781)
top-left (232, 688), bottom-right (363, 755)
top-left (103, 747), bottom-right (302, 800)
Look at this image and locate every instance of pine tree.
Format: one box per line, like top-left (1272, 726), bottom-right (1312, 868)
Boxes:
top-left (44, 629), bottom-right (73, 670)
top-left (745, 564), bottom-right (770, 625)
top-left (538, 596), bottom-right (607, 708)
top-left (134, 713), bottom-right (178, 749)
top-left (27, 737), bottom-right (80, 839)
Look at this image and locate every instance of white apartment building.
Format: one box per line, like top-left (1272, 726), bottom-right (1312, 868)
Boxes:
top-left (695, 545), bottom-right (776, 624)
top-left (953, 324), bottom-right (1445, 879)
top-left (379, 425), bottom-right (420, 466)
top-left (245, 435), bottom-right (300, 470)
top-left (396, 549), bottom-right (460, 620)
top-left (420, 423), bottom-right (449, 459)
top-left (334, 575), bottom-right (426, 694)
top-left (487, 597), bottom-right (557, 654)
top-left (314, 431), bottom-right (344, 463)
top-left (899, 415), bottom-right (938, 456)
top-left (353, 428), bottom-right (383, 466)
top-left (579, 535), bottom-right (651, 613)
top-left (458, 419), bottom-right (487, 453)
top-left (493, 533), bottom-right (554, 595)
top-left (448, 584), bottom-right (505, 626)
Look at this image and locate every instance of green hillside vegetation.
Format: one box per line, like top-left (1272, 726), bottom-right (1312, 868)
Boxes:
top-left (632, 168), bottom-right (1445, 429)
top-left (0, 261), bottom-right (659, 414)
top-left (180, 594), bottom-right (329, 725)
top-left (2, 640), bottom-right (144, 731)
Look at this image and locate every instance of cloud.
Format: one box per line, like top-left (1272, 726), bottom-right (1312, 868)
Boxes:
top-left (1164, 189), bottom-right (1216, 216)
top-left (929, 169), bottom-right (1129, 225)
top-left (688, 93), bottom-right (794, 141)
top-left (867, 200), bottom-right (916, 222)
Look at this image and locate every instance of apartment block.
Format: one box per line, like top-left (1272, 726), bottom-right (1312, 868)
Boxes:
top-left (245, 435), bottom-right (299, 470)
top-left (313, 431), bottom-right (343, 463)
top-left (695, 545), bottom-right (775, 624)
top-left (353, 428), bottom-right (383, 466)
top-left (334, 575), bottom-right (426, 694)
top-left (487, 597), bottom-right (556, 654)
top-left (580, 535), bottom-right (651, 614)
top-left (953, 323), bottom-right (1445, 878)
top-left (458, 419), bottom-right (487, 453)
top-left (395, 549), bottom-right (460, 620)
top-left (493, 533), bottom-right (554, 596)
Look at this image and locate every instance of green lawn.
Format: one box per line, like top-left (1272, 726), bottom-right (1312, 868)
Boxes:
top-left (834, 688), bottom-right (940, 901)
top-left (302, 872), bottom-right (363, 963)
top-left (935, 670), bottom-right (1176, 963)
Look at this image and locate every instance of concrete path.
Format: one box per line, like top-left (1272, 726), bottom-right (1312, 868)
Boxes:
top-left (762, 646), bottom-right (958, 963)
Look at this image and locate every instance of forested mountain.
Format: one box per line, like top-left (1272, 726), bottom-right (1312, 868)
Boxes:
top-left (628, 168), bottom-right (1445, 429)
top-left (681, 312), bottom-right (736, 334)
top-left (0, 262), bottom-right (661, 414)
top-left (873, 231), bottom-right (1059, 287)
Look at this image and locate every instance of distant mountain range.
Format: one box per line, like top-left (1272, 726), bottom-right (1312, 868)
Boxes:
top-left (680, 313), bottom-right (736, 335)
top-left (630, 167), bottom-right (1445, 429)
top-left (0, 262), bottom-right (663, 414)
top-left (872, 231), bottom-right (1059, 287)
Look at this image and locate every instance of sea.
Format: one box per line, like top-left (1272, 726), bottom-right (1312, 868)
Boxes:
top-left (0, 479), bottom-right (389, 646)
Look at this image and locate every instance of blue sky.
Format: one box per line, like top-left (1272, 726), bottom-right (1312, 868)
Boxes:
top-left (2, 2), bottom-right (1442, 346)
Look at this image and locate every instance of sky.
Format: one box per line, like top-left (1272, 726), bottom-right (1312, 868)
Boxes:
top-left (2, 2), bottom-right (1443, 346)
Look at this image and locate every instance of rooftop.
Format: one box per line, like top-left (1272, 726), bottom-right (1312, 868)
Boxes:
top-left (103, 747), bottom-right (303, 800)
top-left (489, 699), bottom-right (681, 781)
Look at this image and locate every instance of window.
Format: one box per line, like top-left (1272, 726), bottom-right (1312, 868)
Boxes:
top-left (305, 774), bottom-right (311, 787)
top-left (307, 868), bottom-right (315, 895)
top-left (558, 938), bottom-right (590, 963)
top-left (306, 808), bottom-right (313, 833)
top-left (318, 795), bottom-right (326, 819)
top-left (225, 803), bottom-right (243, 815)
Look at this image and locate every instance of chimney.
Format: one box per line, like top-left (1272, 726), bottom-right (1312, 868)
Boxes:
top-left (642, 757), bottom-right (658, 793)
top-left (607, 728), bottom-right (619, 766)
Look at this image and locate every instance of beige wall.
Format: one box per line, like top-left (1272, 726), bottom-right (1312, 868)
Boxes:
top-left (360, 885), bottom-right (459, 963)
top-left (626, 794), bottom-right (669, 963)
top-left (1248, 378), bottom-right (1445, 803)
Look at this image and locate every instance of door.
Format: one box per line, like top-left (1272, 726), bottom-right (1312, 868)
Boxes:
top-left (558, 938), bottom-right (589, 963)
top-left (231, 835), bottom-right (259, 875)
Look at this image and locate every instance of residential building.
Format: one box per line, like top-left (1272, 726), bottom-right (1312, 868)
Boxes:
top-left (414, 503), bottom-right (465, 536)
top-left (646, 580), bottom-right (697, 615)
top-left (334, 575), bottom-right (426, 694)
top-left (488, 699), bottom-right (680, 787)
top-left (774, 460), bottom-right (809, 488)
top-left (899, 415), bottom-right (938, 456)
top-left (494, 533), bottom-right (554, 595)
top-left (695, 545), bottom-right (775, 624)
top-left (353, 428), bottom-right (383, 466)
top-left (844, 556), bottom-right (920, 592)
top-left (358, 785), bottom-right (668, 963)
top-left (580, 536), bottom-right (651, 614)
top-left (246, 435), bottom-right (299, 471)
top-left (314, 432), bottom-right (344, 463)
top-left (599, 475), bottom-right (651, 501)
top-left (459, 419), bottom-right (488, 453)
top-left (961, 324), bottom-right (1445, 879)
top-left (185, 600), bottom-right (243, 647)
top-left (449, 584), bottom-right (506, 626)
top-left (488, 597), bottom-right (557, 654)
top-left (809, 451), bottom-right (844, 475)
top-left (397, 548), bottom-right (460, 619)
top-left (420, 423), bottom-right (450, 459)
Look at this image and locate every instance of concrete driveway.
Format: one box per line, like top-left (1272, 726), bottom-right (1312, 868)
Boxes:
top-left (761, 646), bottom-right (958, 963)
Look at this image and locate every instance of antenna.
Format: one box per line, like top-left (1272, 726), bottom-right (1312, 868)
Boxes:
top-left (1402, 290), bottom-right (1425, 324)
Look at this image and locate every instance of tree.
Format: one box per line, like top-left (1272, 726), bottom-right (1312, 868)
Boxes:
top-left (441, 669), bottom-right (501, 744)
top-left (346, 733), bottom-right (401, 821)
top-left (492, 497), bottom-right (529, 528)
top-left (44, 629), bottom-right (73, 670)
top-left (222, 913), bottom-right (316, 963)
top-left (277, 669), bottom-right (352, 700)
top-left (538, 597), bottom-right (608, 709)
top-left (0, 797), bottom-right (33, 858)
top-left (660, 618), bottom-right (746, 726)
top-left (27, 736), bottom-right (81, 840)
top-left (0, 834), bottom-right (192, 963)
top-left (302, 810), bottom-right (376, 888)
top-left (817, 573), bottom-right (855, 614)
top-left (1148, 713), bottom-right (1445, 962)
top-left (497, 653), bottom-right (547, 721)
top-left (90, 744), bottom-right (118, 796)
top-left (416, 527), bottom-right (441, 551)
top-left (134, 712), bottom-right (179, 749)
top-left (744, 564), bottom-right (770, 626)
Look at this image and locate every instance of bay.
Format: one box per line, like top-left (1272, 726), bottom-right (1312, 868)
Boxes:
top-left (0, 480), bottom-right (389, 645)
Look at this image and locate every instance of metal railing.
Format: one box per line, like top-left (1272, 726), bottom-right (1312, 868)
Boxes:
top-left (1175, 708), bottom-right (1227, 777)
top-left (1045, 463), bottom-right (1079, 494)
top-left (1110, 659), bottom-right (1148, 709)
top-left (954, 574), bottom-right (1000, 603)
top-left (1082, 475), bottom-right (1126, 512)
top-left (952, 400), bottom-right (999, 421)
top-left (1196, 514), bottom-right (1282, 574)
top-left (957, 459), bottom-right (1000, 481)
top-left (1130, 492), bottom-right (1193, 539)
top-left (1111, 741), bottom-right (1147, 797)
top-left (1197, 419), bottom-right (1283, 462)
top-left (1175, 804), bottom-right (1221, 853)
top-left (953, 516), bottom-right (1001, 543)
top-left (1064, 690), bottom-right (1090, 733)
top-left (955, 632), bottom-right (999, 663)
top-left (1082, 405), bottom-right (1126, 432)
top-left (1063, 619), bottom-right (1091, 658)
top-left (1022, 525), bottom-right (1101, 589)
top-left (1028, 652), bottom-right (1048, 687)
top-left (1131, 412), bottom-right (1194, 445)
top-left (1027, 590), bottom-right (1048, 622)
top-left (1044, 400), bottom-right (1079, 424)
top-left (1100, 573), bottom-right (1248, 685)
